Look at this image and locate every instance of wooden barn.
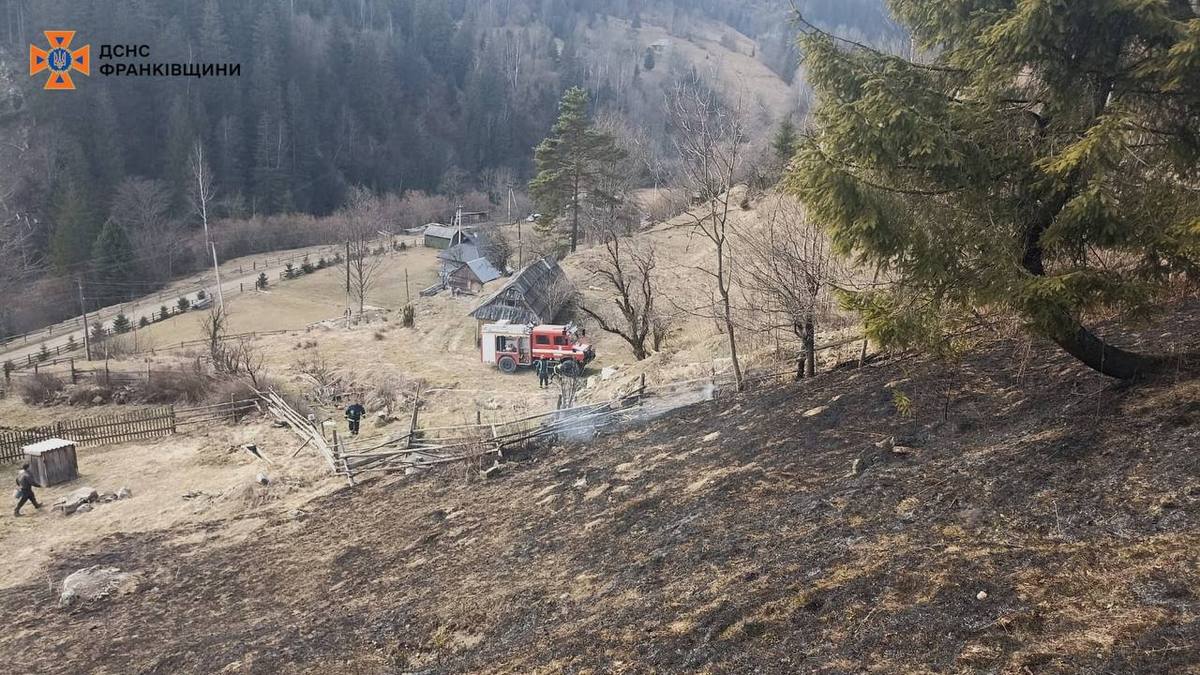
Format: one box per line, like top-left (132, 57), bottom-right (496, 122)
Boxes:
top-left (448, 257), bottom-right (503, 294)
top-left (469, 258), bottom-right (572, 326)
top-left (423, 224), bottom-right (471, 250)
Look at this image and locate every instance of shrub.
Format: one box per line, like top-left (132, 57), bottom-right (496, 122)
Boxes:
top-left (139, 316), bottom-right (151, 328)
top-left (159, 305), bottom-right (169, 321)
top-left (177, 296), bottom-right (191, 312)
top-left (284, 263), bottom-right (296, 279)
top-left (256, 272), bottom-right (269, 290)
top-left (3, 360), bottom-right (13, 379)
top-left (300, 257), bottom-right (315, 275)
top-left (20, 372), bottom-right (64, 404)
top-left (68, 385), bottom-right (113, 406)
top-left (90, 323), bottom-right (107, 343)
top-left (136, 362), bottom-right (211, 403)
top-left (196, 289), bottom-right (207, 300)
top-left (401, 304), bottom-right (415, 328)
top-left (37, 343), bottom-right (50, 361)
top-left (316, 257), bottom-right (327, 269)
top-left (112, 313), bottom-right (132, 334)
top-left (67, 335), bottom-right (78, 351)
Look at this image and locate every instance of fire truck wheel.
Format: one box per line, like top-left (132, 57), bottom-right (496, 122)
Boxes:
top-left (498, 355), bottom-right (518, 373)
top-left (558, 359), bottom-right (580, 377)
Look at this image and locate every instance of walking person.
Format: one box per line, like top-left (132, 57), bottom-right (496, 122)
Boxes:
top-left (13, 463), bottom-right (40, 517)
top-left (535, 359), bottom-right (551, 389)
top-left (344, 401), bottom-right (366, 436)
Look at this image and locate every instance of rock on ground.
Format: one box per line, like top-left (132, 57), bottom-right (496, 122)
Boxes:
top-left (53, 487), bottom-right (99, 516)
top-left (58, 566), bottom-right (139, 608)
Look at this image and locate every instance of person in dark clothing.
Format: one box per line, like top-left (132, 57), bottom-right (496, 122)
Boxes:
top-left (344, 402), bottom-right (366, 436)
top-left (535, 359), bottom-right (551, 389)
top-left (13, 463), bottom-right (40, 517)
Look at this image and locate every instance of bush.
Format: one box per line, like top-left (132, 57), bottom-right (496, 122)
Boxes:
top-left (37, 343), bottom-right (50, 361)
top-left (177, 296), bottom-right (191, 312)
top-left (112, 313), bottom-right (132, 334)
top-left (136, 362), bottom-right (211, 403)
top-left (68, 385), bottom-right (113, 406)
top-left (139, 316), bottom-right (151, 328)
top-left (284, 263), bottom-right (296, 279)
top-left (196, 289), bottom-right (207, 300)
top-left (401, 304), bottom-right (415, 328)
top-left (300, 257), bottom-right (315, 274)
top-left (256, 272), bottom-right (269, 290)
top-left (159, 305), bottom-right (170, 321)
top-left (67, 335), bottom-right (78, 351)
top-left (90, 323), bottom-right (107, 343)
top-left (20, 372), bottom-right (64, 404)
top-left (316, 257), bottom-right (327, 269)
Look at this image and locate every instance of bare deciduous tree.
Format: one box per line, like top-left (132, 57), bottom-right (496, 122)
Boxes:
top-left (738, 195), bottom-right (841, 378)
top-left (579, 233), bottom-right (663, 361)
top-left (188, 139), bottom-right (217, 246)
top-left (202, 305), bottom-right (265, 386)
top-left (342, 187), bottom-right (386, 317)
top-left (112, 177), bottom-right (181, 281)
top-left (667, 73), bottom-right (749, 391)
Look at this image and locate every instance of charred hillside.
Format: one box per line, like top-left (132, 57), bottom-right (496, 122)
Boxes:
top-left (1, 304), bottom-right (1198, 673)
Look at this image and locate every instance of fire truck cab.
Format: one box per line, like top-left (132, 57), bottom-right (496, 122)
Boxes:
top-left (481, 321), bottom-right (595, 376)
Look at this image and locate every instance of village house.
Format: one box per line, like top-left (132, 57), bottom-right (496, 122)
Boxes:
top-left (469, 257), bottom-right (572, 327)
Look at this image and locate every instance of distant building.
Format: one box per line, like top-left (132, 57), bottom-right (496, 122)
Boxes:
top-left (469, 258), bottom-right (572, 325)
top-left (423, 224), bottom-right (471, 250)
top-left (459, 211), bottom-right (491, 225)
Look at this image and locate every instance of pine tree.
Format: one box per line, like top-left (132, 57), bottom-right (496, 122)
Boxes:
top-left (643, 48), bottom-right (656, 72)
top-left (771, 118), bottom-right (797, 165)
top-left (530, 87), bottom-right (627, 253)
top-left (789, 2), bottom-right (1200, 380)
top-left (112, 313), bottom-right (132, 334)
top-left (91, 219), bottom-right (137, 305)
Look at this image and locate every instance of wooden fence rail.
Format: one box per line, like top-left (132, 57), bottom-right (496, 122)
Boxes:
top-left (0, 406), bottom-right (176, 464)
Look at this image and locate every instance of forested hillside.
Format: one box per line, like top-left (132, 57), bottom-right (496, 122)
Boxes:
top-left (0, 0), bottom-right (892, 334)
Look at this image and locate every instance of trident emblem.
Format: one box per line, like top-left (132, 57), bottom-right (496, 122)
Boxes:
top-left (30, 31), bottom-right (90, 90)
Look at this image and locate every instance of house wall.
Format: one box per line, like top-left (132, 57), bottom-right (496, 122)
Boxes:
top-left (424, 235), bottom-right (453, 249)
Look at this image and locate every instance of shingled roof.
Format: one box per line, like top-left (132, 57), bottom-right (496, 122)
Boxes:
top-left (469, 257), bottom-right (571, 324)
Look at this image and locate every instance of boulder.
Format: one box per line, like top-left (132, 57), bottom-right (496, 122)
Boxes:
top-left (116, 487), bottom-right (132, 500)
top-left (54, 487), bottom-right (99, 516)
top-left (59, 566), bottom-right (139, 608)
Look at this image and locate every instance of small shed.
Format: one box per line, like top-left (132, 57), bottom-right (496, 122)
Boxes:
top-left (423, 224), bottom-right (471, 250)
top-left (469, 258), bottom-right (572, 326)
top-left (448, 257), bottom-right (503, 294)
top-left (23, 438), bottom-right (79, 487)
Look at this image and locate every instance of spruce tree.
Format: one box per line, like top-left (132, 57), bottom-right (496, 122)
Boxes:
top-left (790, 1), bottom-right (1200, 379)
top-left (112, 313), bottom-right (132, 334)
top-left (530, 87), bottom-right (627, 253)
top-left (91, 219), bottom-right (137, 305)
top-left (771, 118), bottom-right (798, 165)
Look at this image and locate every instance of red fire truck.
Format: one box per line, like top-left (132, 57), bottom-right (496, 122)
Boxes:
top-left (481, 321), bottom-right (595, 376)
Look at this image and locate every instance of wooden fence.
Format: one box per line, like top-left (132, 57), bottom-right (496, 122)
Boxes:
top-left (0, 407), bottom-right (176, 464)
top-left (0, 398), bottom-right (260, 464)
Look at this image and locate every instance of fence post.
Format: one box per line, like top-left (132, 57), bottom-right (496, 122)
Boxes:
top-left (71, 358), bottom-right (77, 384)
top-left (33, 361), bottom-right (37, 374)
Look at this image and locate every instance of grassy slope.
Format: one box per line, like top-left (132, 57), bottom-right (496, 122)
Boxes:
top-left (0, 302), bottom-right (1196, 673)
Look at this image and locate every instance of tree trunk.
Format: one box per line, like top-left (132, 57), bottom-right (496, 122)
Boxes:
top-left (1021, 187), bottom-right (1161, 380)
top-left (1050, 324), bottom-right (1161, 380)
top-left (803, 313), bottom-right (816, 378)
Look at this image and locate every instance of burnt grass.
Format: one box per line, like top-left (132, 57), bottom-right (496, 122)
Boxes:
top-left (2, 308), bottom-right (1199, 673)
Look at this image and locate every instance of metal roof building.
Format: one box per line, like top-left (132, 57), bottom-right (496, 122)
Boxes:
top-left (423, 224), bottom-right (470, 250)
top-left (469, 258), bottom-right (571, 324)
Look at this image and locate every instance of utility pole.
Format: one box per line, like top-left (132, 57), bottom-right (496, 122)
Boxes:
top-left (77, 278), bottom-right (92, 361)
top-left (210, 242), bottom-right (225, 312)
